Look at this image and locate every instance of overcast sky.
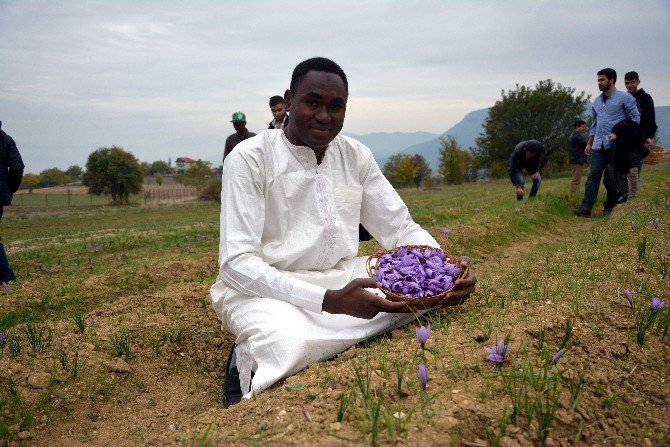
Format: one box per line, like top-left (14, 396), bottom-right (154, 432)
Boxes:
top-left (1, 0), bottom-right (669, 173)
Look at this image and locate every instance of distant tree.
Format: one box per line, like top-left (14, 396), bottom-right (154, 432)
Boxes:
top-left (412, 154), bottom-right (432, 187)
top-left (65, 165), bottom-right (84, 180)
top-left (21, 173), bottom-right (41, 193)
top-left (148, 160), bottom-right (170, 176)
top-left (439, 136), bottom-right (470, 184)
top-left (39, 168), bottom-right (72, 187)
top-left (140, 161), bottom-right (151, 176)
top-left (474, 79), bottom-right (589, 178)
top-left (176, 160), bottom-right (212, 189)
top-left (154, 173), bottom-right (164, 186)
top-left (82, 146), bottom-right (143, 205)
top-left (382, 154), bottom-right (426, 188)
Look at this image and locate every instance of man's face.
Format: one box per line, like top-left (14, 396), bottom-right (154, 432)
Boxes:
top-left (233, 121), bottom-right (247, 135)
top-left (284, 70), bottom-right (347, 151)
top-left (624, 78), bottom-right (640, 93)
top-left (576, 124), bottom-right (587, 133)
top-left (270, 103), bottom-right (286, 122)
top-left (597, 75), bottom-right (613, 92)
top-left (525, 150), bottom-right (536, 159)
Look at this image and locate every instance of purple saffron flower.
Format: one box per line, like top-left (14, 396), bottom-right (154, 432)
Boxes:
top-left (442, 228), bottom-right (451, 236)
top-left (0, 333), bottom-right (6, 346)
top-left (475, 207), bottom-right (481, 213)
top-left (431, 218), bottom-right (437, 225)
top-left (624, 289), bottom-right (633, 308)
top-left (1, 282), bottom-right (6, 291)
top-left (418, 364), bottom-right (428, 390)
top-left (651, 297), bottom-right (665, 315)
top-left (550, 348), bottom-right (565, 366)
top-left (666, 201), bottom-right (670, 207)
top-left (653, 218), bottom-right (660, 229)
top-left (515, 207), bottom-right (521, 213)
top-left (631, 221), bottom-right (636, 231)
top-left (416, 324), bottom-right (430, 349)
top-left (631, 210), bottom-right (637, 216)
top-left (485, 340), bottom-right (511, 365)
top-left (12, 340), bottom-right (20, 352)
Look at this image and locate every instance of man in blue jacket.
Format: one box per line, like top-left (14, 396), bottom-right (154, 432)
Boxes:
top-left (575, 68), bottom-right (640, 217)
top-left (0, 121), bottom-right (25, 285)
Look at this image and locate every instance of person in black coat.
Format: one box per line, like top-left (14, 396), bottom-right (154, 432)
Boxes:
top-left (624, 71), bottom-right (657, 197)
top-left (0, 121), bottom-right (25, 284)
top-left (507, 140), bottom-right (544, 200)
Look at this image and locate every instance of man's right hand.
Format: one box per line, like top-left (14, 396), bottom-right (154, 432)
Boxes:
top-left (515, 185), bottom-right (524, 196)
top-left (584, 144), bottom-right (591, 156)
top-left (322, 278), bottom-right (410, 319)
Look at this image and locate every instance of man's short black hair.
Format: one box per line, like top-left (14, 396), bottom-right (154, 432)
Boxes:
top-left (574, 119), bottom-right (586, 129)
top-left (597, 68), bottom-right (617, 83)
top-left (269, 96), bottom-right (285, 107)
top-left (290, 57), bottom-right (348, 94)
top-left (624, 71), bottom-right (639, 81)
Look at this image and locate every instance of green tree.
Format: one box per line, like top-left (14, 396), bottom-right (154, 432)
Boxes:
top-left (411, 154), bottom-right (432, 187)
top-left (382, 154), bottom-right (425, 188)
top-left (21, 173), bottom-right (41, 193)
top-left (65, 165), bottom-right (84, 180)
top-left (154, 173), bottom-right (164, 186)
top-left (39, 168), bottom-right (72, 187)
top-left (474, 79), bottom-right (589, 178)
top-left (176, 160), bottom-right (212, 189)
top-left (148, 160), bottom-right (171, 176)
top-left (438, 136), bottom-right (474, 185)
top-left (82, 146), bottom-right (144, 205)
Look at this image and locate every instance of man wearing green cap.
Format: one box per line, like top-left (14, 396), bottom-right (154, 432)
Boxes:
top-left (224, 112), bottom-right (256, 162)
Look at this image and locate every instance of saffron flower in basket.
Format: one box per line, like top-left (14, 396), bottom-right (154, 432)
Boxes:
top-left (372, 246), bottom-right (462, 299)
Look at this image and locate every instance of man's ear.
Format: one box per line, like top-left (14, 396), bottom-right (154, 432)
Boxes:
top-left (284, 89), bottom-right (292, 109)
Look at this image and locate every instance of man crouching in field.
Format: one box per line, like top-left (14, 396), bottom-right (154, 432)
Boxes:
top-left (210, 57), bottom-right (476, 406)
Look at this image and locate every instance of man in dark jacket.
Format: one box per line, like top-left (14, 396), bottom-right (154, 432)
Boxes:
top-left (568, 120), bottom-right (588, 194)
top-left (0, 121), bottom-right (25, 285)
top-left (624, 71), bottom-right (658, 198)
top-left (508, 140), bottom-right (544, 200)
top-left (267, 96), bottom-right (290, 129)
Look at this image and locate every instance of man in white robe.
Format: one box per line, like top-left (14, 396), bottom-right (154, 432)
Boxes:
top-left (210, 57), bottom-right (476, 405)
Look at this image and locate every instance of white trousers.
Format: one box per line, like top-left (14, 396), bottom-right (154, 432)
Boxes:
top-left (210, 256), bottom-right (422, 398)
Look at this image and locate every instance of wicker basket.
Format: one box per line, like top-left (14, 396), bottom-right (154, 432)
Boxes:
top-left (642, 144), bottom-right (667, 166)
top-left (366, 245), bottom-right (469, 310)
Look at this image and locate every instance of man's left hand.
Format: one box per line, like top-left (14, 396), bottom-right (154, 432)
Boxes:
top-left (530, 173), bottom-right (540, 180)
top-left (440, 256), bottom-right (476, 307)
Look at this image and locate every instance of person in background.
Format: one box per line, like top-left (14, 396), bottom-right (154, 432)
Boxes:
top-left (568, 120), bottom-right (588, 194)
top-left (223, 112), bottom-right (256, 163)
top-left (268, 96), bottom-right (289, 129)
top-left (507, 140), bottom-right (544, 201)
top-left (0, 121), bottom-right (25, 286)
top-left (623, 71), bottom-right (658, 199)
top-left (574, 68), bottom-right (639, 217)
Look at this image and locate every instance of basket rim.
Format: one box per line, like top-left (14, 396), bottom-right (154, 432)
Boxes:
top-left (366, 245), bottom-right (466, 310)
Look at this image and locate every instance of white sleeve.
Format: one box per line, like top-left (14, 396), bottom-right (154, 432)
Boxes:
top-left (358, 148), bottom-right (439, 250)
top-left (217, 148), bottom-right (326, 313)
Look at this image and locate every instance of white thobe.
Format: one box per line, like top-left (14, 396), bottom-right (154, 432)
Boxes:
top-left (210, 129), bottom-right (439, 398)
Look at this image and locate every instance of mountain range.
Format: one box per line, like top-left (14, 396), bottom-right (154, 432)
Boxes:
top-left (193, 105), bottom-right (669, 170)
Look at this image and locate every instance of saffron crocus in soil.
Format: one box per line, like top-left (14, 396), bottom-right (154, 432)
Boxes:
top-left (1, 282), bottom-right (7, 291)
top-left (416, 324), bottom-right (430, 349)
top-left (631, 221), bottom-right (636, 230)
top-left (442, 228), bottom-right (451, 236)
top-left (12, 340), bottom-right (19, 352)
top-left (651, 297), bottom-right (665, 315)
top-left (0, 333), bottom-right (6, 346)
top-left (550, 348), bottom-right (565, 366)
top-left (475, 208), bottom-right (481, 213)
top-left (418, 364), bottom-right (428, 390)
top-left (485, 340), bottom-right (511, 365)
top-left (624, 289), bottom-right (633, 308)
top-left (515, 207), bottom-right (521, 213)
top-left (653, 218), bottom-right (660, 229)
top-left (431, 218), bottom-right (437, 225)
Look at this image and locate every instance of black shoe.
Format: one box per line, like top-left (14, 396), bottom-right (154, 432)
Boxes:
top-left (617, 195), bottom-right (628, 204)
top-left (604, 206), bottom-right (613, 214)
top-left (223, 345), bottom-right (243, 408)
top-left (574, 207), bottom-right (591, 217)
